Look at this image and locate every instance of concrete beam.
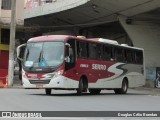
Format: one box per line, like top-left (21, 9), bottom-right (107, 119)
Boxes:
top-left (120, 0), bottom-right (160, 16)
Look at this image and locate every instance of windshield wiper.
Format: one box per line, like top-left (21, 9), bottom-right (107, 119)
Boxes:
top-left (39, 50), bottom-right (50, 67)
top-left (38, 50), bottom-right (43, 62)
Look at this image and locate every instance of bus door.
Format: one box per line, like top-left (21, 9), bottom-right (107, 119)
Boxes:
top-left (65, 39), bottom-right (77, 79)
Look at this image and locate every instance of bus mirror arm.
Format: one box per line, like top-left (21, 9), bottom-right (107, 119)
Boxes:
top-left (17, 44), bottom-right (26, 61)
top-left (65, 43), bottom-right (71, 47)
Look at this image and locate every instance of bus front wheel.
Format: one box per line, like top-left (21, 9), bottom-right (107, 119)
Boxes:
top-left (89, 89), bottom-right (101, 95)
top-left (77, 78), bottom-right (83, 96)
top-left (114, 79), bottom-right (128, 94)
top-left (45, 89), bottom-right (51, 95)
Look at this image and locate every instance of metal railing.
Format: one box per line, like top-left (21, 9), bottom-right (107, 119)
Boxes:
top-left (25, 0), bottom-right (57, 9)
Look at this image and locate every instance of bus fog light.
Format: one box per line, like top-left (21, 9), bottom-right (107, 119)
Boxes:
top-left (42, 73), bottom-right (55, 78)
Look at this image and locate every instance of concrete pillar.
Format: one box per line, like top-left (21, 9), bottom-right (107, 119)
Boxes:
top-left (119, 15), bottom-right (160, 83)
top-left (119, 16), bottom-right (160, 67)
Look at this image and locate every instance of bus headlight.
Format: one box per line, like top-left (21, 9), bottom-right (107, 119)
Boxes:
top-left (54, 70), bottom-right (64, 78)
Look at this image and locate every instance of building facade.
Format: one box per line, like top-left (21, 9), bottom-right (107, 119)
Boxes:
top-left (0, 0), bottom-right (24, 44)
top-left (24, 0), bottom-right (160, 86)
top-left (0, 0), bottom-right (24, 87)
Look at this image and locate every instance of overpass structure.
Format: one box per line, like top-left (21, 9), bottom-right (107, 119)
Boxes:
top-left (24, 0), bottom-right (160, 83)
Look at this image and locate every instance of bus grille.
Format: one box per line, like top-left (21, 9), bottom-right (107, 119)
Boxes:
top-left (29, 79), bottom-right (51, 84)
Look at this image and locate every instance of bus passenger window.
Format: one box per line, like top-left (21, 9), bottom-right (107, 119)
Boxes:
top-left (89, 43), bottom-right (96, 60)
top-left (96, 44), bottom-right (103, 60)
top-left (125, 49), bottom-right (133, 63)
top-left (135, 51), bottom-right (143, 64)
top-left (79, 42), bottom-right (88, 58)
top-left (115, 48), bottom-right (124, 62)
top-left (103, 45), bottom-right (111, 61)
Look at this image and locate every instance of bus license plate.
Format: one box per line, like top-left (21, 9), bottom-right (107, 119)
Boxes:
top-left (36, 85), bottom-right (44, 88)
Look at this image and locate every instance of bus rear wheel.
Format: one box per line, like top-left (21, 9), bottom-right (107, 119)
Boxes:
top-left (114, 79), bottom-right (128, 94)
top-left (45, 89), bottom-right (51, 95)
top-left (89, 89), bottom-right (101, 95)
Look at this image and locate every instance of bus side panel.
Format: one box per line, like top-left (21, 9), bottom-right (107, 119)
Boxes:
top-left (74, 59), bottom-right (115, 83)
top-left (87, 63), bottom-right (145, 89)
top-left (88, 62), bottom-right (125, 88)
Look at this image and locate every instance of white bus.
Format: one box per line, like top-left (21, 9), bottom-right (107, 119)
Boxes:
top-left (17, 35), bottom-right (145, 95)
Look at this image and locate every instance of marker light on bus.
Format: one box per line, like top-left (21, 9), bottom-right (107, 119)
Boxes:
top-left (22, 70), bottom-right (27, 79)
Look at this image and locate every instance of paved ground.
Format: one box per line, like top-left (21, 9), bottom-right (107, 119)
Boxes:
top-left (1, 85), bottom-right (160, 119)
top-left (1, 87), bottom-right (160, 111)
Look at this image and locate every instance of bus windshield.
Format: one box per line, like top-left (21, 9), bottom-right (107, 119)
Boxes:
top-left (23, 41), bottom-right (64, 68)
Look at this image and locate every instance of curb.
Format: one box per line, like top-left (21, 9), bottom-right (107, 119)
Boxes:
top-left (12, 86), bottom-right (23, 89)
top-left (134, 87), bottom-right (160, 90)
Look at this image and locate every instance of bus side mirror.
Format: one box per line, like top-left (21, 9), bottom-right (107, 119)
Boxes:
top-left (65, 56), bottom-right (70, 63)
top-left (65, 44), bottom-right (70, 63)
top-left (65, 43), bottom-right (73, 63)
top-left (65, 44), bottom-right (70, 56)
top-left (17, 44), bottom-right (26, 61)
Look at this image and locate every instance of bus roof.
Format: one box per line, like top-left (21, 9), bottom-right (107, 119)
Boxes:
top-left (27, 35), bottom-right (143, 51)
top-left (27, 35), bottom-right (71, 42)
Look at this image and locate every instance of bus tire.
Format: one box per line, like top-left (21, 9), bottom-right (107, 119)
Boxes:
top-left (89, 89), bottom-right (101, 95)
top-left (45, 89), bottom-right (51, 95)
top-left (114, 79), bottom-right (128, 94)
top-left (77, 78), bottom-right (83, 96)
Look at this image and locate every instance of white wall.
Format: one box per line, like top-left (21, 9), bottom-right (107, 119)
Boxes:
top-left (119, 16), bottom-right (160, 69)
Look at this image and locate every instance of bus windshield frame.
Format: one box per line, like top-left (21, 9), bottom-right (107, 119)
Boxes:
top-left (23, 41), bottom-right (65, 72)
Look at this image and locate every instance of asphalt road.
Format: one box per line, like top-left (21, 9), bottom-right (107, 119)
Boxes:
top-left (0, 88), bottom-right (160, 111)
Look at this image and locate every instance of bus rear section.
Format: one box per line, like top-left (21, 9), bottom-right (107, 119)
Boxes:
top-left (17, 35), bottom-right (145, 95)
